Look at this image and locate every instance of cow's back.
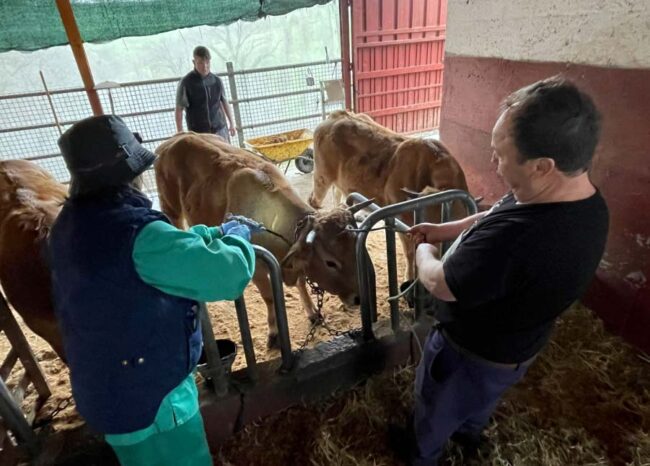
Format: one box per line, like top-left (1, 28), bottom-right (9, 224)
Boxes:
top-left (313, 111), bottom-right (405, 203)
top-left (0, 160), bottom-right (67, 359)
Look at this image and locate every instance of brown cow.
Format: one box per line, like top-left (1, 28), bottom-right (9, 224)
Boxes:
top-left (155, 133), bottom-right (365, 348)
top-left (0, 160), bottom-right (67, 360)
top-left (308, 110), bottom-right (469, 279)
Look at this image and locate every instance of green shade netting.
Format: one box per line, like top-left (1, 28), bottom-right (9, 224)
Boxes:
top-left (0, 0), bottom-right (332, 53)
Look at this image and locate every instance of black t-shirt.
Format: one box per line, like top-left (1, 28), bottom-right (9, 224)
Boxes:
top-left (439, 191), bottom-right (609, 363)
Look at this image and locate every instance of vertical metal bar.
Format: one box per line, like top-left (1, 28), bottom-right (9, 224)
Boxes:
top-left (226, 62), bottom-right (245, 148)
top-left (0, 295), bottom-right (50, 400)
top-left (234, 297), bottom-right (258, 381)
top-left (440, 200), bottom-right (452, 255)
top-left (55, 0), bottom-right (103, 116)
top-left (414, 206), bottom-right (425, 320)
top-left (39, 71), bottom-right (63, 136)
top-left (367, 249), bottom-right (378, 323)
top-left (253, 247), bottom-right (294, 372)
top-left (385, 217), bottom-right (400, 332)
top-left (339, 0), bottom-right (353, 110)
top-left (198, 302), bottom-right (229, 396)
top-left (0, 378), bottom-right (35, 454)
top-left (355, 232), bottom-right (375, 341)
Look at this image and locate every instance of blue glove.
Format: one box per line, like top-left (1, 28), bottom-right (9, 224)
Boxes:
top-left (220, 221), bottom-right (251, 241)
top-left (224, 214), bottom-right (265, 234)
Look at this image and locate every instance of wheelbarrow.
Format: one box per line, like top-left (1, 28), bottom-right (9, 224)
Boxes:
top-left (245, 129), bottom-right (314, 174)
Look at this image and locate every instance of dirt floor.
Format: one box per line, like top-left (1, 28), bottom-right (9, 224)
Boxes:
top-left (2, 167), bottom-right (649, 465)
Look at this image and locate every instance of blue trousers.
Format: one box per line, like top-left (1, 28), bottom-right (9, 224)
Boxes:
top-left (412, 330), bottom-right (532, 465)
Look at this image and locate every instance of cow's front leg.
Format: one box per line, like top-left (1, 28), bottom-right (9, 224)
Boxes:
top-left (296, 277), bottom-right (319, 323)
top-left (251, 266), bottom-right (280, 349)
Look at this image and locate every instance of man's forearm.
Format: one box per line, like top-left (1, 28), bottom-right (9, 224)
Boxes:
top-left (221, 101), bottom-right (234, 126)
top-left (416, 245), bottom-right (456, 301)
top-left (175, 107), bottom-right (184, 133)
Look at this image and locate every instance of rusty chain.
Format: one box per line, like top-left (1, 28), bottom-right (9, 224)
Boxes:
top-left (294, 277), bottom-right (362, 354)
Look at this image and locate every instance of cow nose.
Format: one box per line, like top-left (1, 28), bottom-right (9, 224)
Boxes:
top-left (353, 296), bottom-right (360, 306)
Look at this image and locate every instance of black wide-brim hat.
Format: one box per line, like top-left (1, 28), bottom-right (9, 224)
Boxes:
top-left (58, 115), bottom-right (156, 197)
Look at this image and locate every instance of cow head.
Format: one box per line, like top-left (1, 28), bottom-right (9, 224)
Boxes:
top-left (281, 199), bottom-right (374, 308)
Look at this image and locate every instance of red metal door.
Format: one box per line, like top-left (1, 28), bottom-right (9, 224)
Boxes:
top-left (351, 0), bottom-right (447, 133)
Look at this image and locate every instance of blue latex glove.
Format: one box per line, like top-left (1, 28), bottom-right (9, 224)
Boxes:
top-left (224, 214), bottom-right (265, 234)
top-left (220, 222), bottom-right (251, 242)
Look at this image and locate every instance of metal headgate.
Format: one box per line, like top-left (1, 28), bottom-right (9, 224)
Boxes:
top-left (196, 189), bottom-right (477, 445)
top-left (349, 0), bottom-right (447, 133)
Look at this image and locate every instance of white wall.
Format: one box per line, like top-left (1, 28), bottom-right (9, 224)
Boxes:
top-left (445, 0), bottom-right (650, 68)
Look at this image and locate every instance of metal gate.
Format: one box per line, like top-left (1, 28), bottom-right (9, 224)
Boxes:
top-left (350, 0), bottom-right (447, 133)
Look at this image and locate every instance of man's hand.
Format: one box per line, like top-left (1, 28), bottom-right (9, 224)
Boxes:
top-left (408, 223), bottom-right (444, 246)
top-left (229, 125), bottom-right (236, 137)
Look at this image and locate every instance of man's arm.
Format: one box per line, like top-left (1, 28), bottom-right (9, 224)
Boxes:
top-left (175, 80), bottom-right (188, 133)
top-left (409, 211), bottom-right (487, 245)
top-left (175, 107), bottom-right (184, 133)
top-left (220, 96), bottom-right (236, 137)
top-left (416, 243), bottom-right (456, 301)
top-left (132, 221), bottom-right (256, 302)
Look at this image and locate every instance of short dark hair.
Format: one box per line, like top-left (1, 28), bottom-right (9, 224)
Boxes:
top-left (502, 76), bottom-right (601, 174)
top-left (193, 46), bottom-right (211, 60)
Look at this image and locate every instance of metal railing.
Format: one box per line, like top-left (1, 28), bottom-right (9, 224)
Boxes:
top-left (350, 190), bottom-right (478, 341)
top-left (199, 245), bottom-right (294, 395)
top-left (0, 59), bottom-right (343, 192)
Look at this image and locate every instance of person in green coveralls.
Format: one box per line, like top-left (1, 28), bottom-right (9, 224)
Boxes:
top-left (49, 115), bottom-right (259, 465)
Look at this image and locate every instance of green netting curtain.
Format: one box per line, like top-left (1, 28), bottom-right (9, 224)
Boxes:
top-left (0, 0), bottom-right (332, 53)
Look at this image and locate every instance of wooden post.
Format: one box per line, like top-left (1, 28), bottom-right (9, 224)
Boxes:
top-left (55, 0), bottom-right (104, 116)
top-left (339, 0), bottom-right (353, 110)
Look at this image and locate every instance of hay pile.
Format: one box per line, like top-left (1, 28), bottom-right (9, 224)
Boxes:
top-left (218, 303), bottom-right (650, 466)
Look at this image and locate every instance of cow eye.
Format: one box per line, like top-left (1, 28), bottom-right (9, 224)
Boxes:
top-left (326, 260), bottom-right (338, 269)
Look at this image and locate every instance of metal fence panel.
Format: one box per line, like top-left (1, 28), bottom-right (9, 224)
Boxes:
top-left (0, 59), bottom-right (343, 192)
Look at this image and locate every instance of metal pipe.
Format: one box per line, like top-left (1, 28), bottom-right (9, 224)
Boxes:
top-left (253, 246), bottom-right (294, 372)
top-left (226, 62), bottom-right (245, 148)
top-left (241, 113), bottom-right (323, 131)
top-left (440, 201), bottom-right (452, 255)
top-left (353, 190), bottom-right (477, 337)
top-left (232, 88), bottom-right (319, 105)
top-left (414, 207), bottom-right (425, 320)
top-left (55, 0), bottom-right (103, 116)
top-left (234, 297), bottom-right (258, 381)
top-left (198, 302), bottom-right (229, 396)
top-left (228, 59), bottom-right (340, 76)
top-left (0, 378), bottom-right (36, 454)
top-left (385, 217), bottom-right (400, 332)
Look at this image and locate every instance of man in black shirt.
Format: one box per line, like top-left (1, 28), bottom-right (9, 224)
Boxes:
top-left (404, 77), bottom-right (609, 464)
top-left (175, 46), bottom-right (236, 143)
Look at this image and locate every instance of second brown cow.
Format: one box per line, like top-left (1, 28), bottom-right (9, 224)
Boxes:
top-left (308, 111), bottom-right (470, 279)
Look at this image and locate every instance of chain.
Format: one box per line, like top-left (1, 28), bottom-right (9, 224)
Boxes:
top-left (294, 277), bottom-right (363, 353)
top-left (33, 395), bottom-right (75, 429)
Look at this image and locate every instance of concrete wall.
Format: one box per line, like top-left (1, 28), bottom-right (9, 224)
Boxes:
top-left (446, 0), bottom-right (650, 68)
top-left (440, 0), bottom-right (650, 351)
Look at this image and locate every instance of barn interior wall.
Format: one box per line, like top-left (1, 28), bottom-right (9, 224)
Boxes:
top-left (438, 0), bottom-right (650, 351)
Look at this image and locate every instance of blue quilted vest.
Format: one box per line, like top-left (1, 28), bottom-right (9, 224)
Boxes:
top-left (49, 188), bottom-right (202, 434)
